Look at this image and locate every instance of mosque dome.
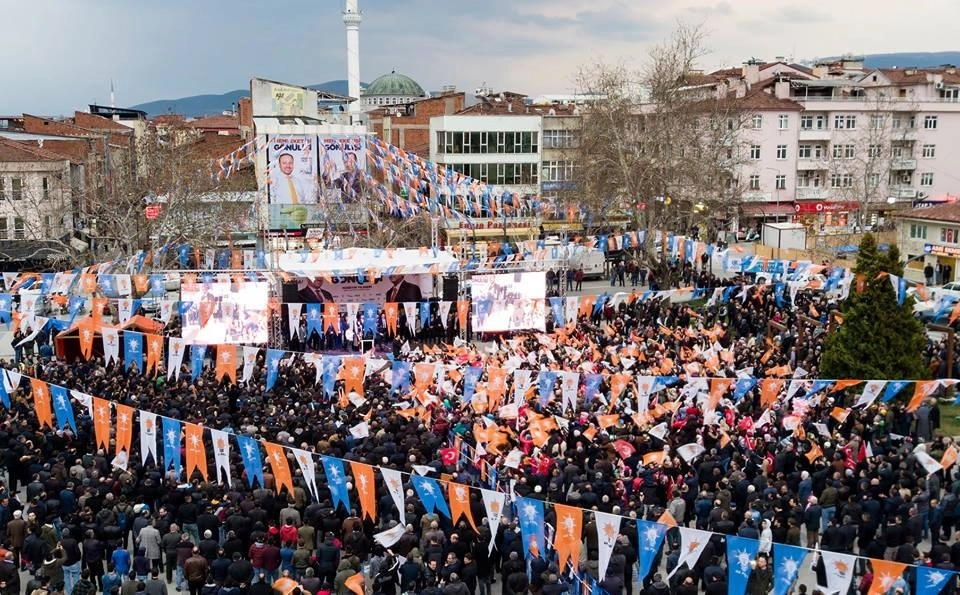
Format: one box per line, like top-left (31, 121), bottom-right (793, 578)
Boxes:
top-left (361, 71), bottom-right (425, 107)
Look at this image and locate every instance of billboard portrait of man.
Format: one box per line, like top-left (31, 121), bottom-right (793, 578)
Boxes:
top-left (297, 277), bottom-right (334, 303)
top-left (321, 136), bottom-right (366, 204)
top-left (267, 135), bottom-right (319, 205)
top-left (385, 274), bottom-right (423, 303)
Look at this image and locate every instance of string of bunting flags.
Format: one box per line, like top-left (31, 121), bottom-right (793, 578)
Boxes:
top-left (1, 366), bottom-right (956, 595)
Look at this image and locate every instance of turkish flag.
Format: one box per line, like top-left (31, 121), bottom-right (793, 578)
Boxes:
top-left (440, 447), bottom-right (459, 467)
top-left (612, 439), bottom-right (636, 460)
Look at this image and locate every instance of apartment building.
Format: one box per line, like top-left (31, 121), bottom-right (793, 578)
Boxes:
top-left (0, 138), bottom-right (78, 241)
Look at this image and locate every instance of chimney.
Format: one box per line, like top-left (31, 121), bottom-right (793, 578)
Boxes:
top-left (741, 58), bottom-right (763, 85)
top-left (774, 78), bottom-right (790, 99)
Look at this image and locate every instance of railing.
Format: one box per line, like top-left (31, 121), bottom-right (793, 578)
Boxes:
top-left (796, 187), bottom-right (828, 200)
top-left (794, 95), bottom-right (960, 103)
top-left (890, 158), bottom-right (917, 170)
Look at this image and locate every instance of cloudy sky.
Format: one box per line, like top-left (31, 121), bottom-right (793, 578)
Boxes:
top-left (4, 0), bottom-right (959, 115)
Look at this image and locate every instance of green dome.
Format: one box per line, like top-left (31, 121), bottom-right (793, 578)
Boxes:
top-left (362, 71), bottom-right (425, 98)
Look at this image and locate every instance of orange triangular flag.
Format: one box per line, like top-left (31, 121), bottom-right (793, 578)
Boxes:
top-left (81, 273), bottom-right (97, 294)
top-left (349, 461), bottom-right (377, 522)
top-left (92, 297), bottom-right (107, 325)
top-left (145, 334), bottom-right (163, 376)
top-left (806, 441), bottom-right (823, 463)
top-left (708, 378), bottom-right (735, 412)
top-left (448, 482), bottom-right (479, 533)
top-left (323, 302), bottom-right (339, 334)
top-left (866, 559), bottom-right (907, 595)
top-left (553, 504), bottom-right (582, 572)
top-left (596, 413), bottom-right (619, 430)
top-left (487, 367), bottom-right (509, 410)
top-left (830, 379), bottom-right (863, 393)
top-left (91, 396), bottom-right (112, 451)
top-left (608, 373), bottom-right (631, 410)
top-left (77, 319), bottom-right (95, 360)
top-left (456, 300), bottom-right (470, 330)
top-left (30, 378), bottom-right (53, 429)
top-left (384, 302), bottom-right (399, 336)
top-left (215, 345), bottom-right (237, 383)
top-left (344, 573), bottom-right (364, 595)
top-left (132, 274), bottom-right (149, 294)
top-left (413, 362), bottom-right (435, 399)
top-left (759, 378), bottom-right (785, 408)
top-left (262, 441), bottom-right (294, 496)
top-left (942, 445), bottom-right (959, 471)
top-left (657, 509), bottom-right (678, 528)
top-left (906, 380), bottom-right (940, 412)
top-left (341, 357), bottom-right (366, 398)
top-left (115, 404), bottom-right (134, 459)
top-left (184, 423), bottom-right (209, 482)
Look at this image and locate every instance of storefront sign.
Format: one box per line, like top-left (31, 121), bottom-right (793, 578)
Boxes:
top-left (793, 201), bottom-right (860, 214)
top-left (924, 243), bottom-right (960, 257)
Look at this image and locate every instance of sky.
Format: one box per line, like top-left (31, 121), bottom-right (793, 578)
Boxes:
top-left (4, 0), bottom-right (960, 115)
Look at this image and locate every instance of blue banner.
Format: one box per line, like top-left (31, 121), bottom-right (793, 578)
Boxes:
top-left (726, 536), bottom-right (760, 595)
top-left (410, 474), bottom-right (450, 518)
top-left (516, 497), bottom-right (545, 559)
top-left (306, 304), bottom-right (322, 337)
top-left (321, 456), bottom-right (350, 512)
top-left (265, 349), bottom-right (284, 392)
top-left (178, 244), bottom-right (190, 267)
top-left (362, 303), bottom-right (378, 335)
top-left (916, 565), bottom-right (955, 595)
top-left (50, 384), bottom-right (77, 433)
top-left (772, 543), bottom-right (807, 595)
top-left (236, 435), bottom-right (264, 488)
top-left (882, 380), bottom-right (910, 403)
top-left (390, 361), bottom-right (411, 396)
top-left (538, 370), bottom-right (558, 407)
top-left (419, 301), bottom-right (430, 330)
top-left (583, 374), bottom-right (603, 404)
top-left (636, 520), bottom-right (666, 582)
top-left (733, 378), bottom-right (758, 402)
top-left (0, 293), bottom-right (11, 324)
top-left (191, 345), bottom-right (206, 379)
top-left (322, 356), bottom-right (341, 400)
top-left (774, 283), bottom-right (784, 308)
top-left (462, 366), bottom-right (483, 404)
top-left (124, 331), bottom-right (144, 373)
top-left (549, 297), bottom-right (564, 327)
top-left (161, 417), bottom-right (182, 480)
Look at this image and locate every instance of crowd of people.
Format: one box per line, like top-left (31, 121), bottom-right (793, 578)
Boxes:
top-left (0, 267), bottom-right (955, 595)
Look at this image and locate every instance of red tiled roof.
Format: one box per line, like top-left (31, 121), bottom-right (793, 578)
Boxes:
top-left (188, 114), bottom-right (240, 130)
top-left (0, 137), bottom-right (70, 163)
top-left (734, 89), bottom-right (804, 111)
top-left (899, 202), bottom-right (960, 224)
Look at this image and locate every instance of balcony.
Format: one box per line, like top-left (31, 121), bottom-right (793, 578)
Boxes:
top-left (798, 128), bottom-right (832, 141)
top-left (740, 191), bottom-right (772, 202)
top-left (890, 158), bottom-right (917, 170)
top-left (890, 187), bottom-right (918, 199)
top-left (796, 158), bottom-right (830, 171)
top-left (797, 187), bottom-right (828, 200)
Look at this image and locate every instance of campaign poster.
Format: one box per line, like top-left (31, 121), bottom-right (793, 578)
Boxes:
top-left (283, 273), bottom-right (433, 306)
top-left (265, 134), bottom-right (323, 231)
top-left (471, 272), bottom-right (546, 332)
top-left (320, 135), bottom-right (367, 204)
top-left (180, 281), bottom-right (271, 344)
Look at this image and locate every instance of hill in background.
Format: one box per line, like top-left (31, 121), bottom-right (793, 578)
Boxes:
top-left (130, 80), bottom-right (358, 117)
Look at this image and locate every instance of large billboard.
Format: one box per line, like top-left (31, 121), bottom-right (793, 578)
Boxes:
top-left (180, 281), bottom-right (271, 344)
top-left (262, 134), bottom-right (369, 231)
top-left (471, 272), bottom-right (546, 333)
top-left (282, 273), bottom-right (432, 306)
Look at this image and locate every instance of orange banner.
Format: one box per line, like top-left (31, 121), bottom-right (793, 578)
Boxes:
top-left (384, 302), bottom-right (399, 336)
top-left (145, 334), bottom-right (163, 375)
top-left (456, 300), bottom-right (469, 330)
top-left (30, 378), bottom-right (53, 429)
top-left (349, 461), bottom-right (377, 522)
top-left (759, 378), bottom-right (785, 408)
top-left (323, 303), bottom-right (339, 334)
top-left (906, 380), bottom-right (939, 412)
top-left (115, 404), bottom-right (134, 459)
top-left (184, 423), bottom-right (208, 481)
top-left (448, 482), bottom-right (479, 533)
top-left (866, 559), bottom-right (907, 595)
top-left (92, 297), bottom-right (106, 325)
top-left (78, 319), bottom-right (95, 360)
top-left (92, 396), bottom-right (111, 451)
top-left (553, 503), bottom-right (582, 572)
top-left (263, 441), bottom-right (294, 496)
top-left (830, 380), bottom-right (863, 393)
top-left (341, 357), bottom-right (366, 397)
top-left (216, 345), bottom-right (237, 384)
top-left (486, 367), bottom-right (509, 410)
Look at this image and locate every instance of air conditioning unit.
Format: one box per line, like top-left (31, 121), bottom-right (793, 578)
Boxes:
top-left (918, 191), bottom-right (928, 199)
top-left (935, 81), bottom-right (945, 90)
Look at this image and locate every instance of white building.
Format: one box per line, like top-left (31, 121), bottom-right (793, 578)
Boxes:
top-left (897, 202), bottom-right (960, 284)
top-left (0, 138), bottom-right (77, 242)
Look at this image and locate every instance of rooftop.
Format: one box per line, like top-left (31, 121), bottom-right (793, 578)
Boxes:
top-left (899, 202), bottom-right (960, 224)
top-left (0, 137), bottom-right (70, 163)
top-left (363, 71), bottom-right (425, 98)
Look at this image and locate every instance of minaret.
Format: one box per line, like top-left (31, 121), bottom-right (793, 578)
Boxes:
top-left (110, 79), bottom-right (115, 108)
top-left (343, 0), bottom-right (362, 122)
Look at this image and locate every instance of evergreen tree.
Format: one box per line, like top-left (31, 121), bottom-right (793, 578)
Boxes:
top-left (820, 233), bottom-right (929, 380)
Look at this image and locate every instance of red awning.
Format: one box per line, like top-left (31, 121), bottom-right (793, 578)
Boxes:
top-left (740, 203), bottom-right (795, 216)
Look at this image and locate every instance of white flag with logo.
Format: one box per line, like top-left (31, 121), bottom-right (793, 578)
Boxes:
top-left (647, 422), bottom-right (669, 442)
top-left (101, 327), bottom-right (120, 366)
top-left (481, 488), bottom-right (508, 555)
top-left (290, 447), bottom-right (319, 502)
top-left (117, 299), bottom-right (134, 324)
top-left (594, 511), bottom-right (622, 580)
top-left (159, 300), bottom-right (174, 324)
top-left (374, 523), bottom-right (405, 548)
top-left (167, 337), bottom-right (185, 380)
top-left (513, 369), bottom-right (533, 405)
top-left (854, 381), bottom-right (886, 408)
top-left (819, 550), bottom-right (856, 595)
top-left (345, 302), bottom-right (359, 326)
top-left (668, 528), bottom-right (712, 578)
top-left (439, 301), bottom-right (452, 328)
top-left (559, 371), bottom-right (579, 413)
top-left (914, 444), bottom-right (944, 476)
top-left (70, 389), bottom-right (95, 419)
top-left (116, 274), bottom-right (132, 297)
top-left (139, 411), bottom-right (158, 466)
top-left (380, 467), bottom-right (407, 526)
top-left (565, 296), bottom-right (579, 324)
top-left (402, 302), bottom-right (418, 335)
top-left (208, 428), bottom-right (231, 487)
top-left (676, 442), bottom-right (706, 464)
top-left (241, 346), bottom-right (259, 384)
top-left (287, 303), bottom-right (303, 339)
top-left (303, 353), bottom-right (322, 385)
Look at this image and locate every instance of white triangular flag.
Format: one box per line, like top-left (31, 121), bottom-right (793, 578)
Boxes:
top-left (290, 447), bottom-right (318, 502)
top-left (241, 346), bottom-right (259, 384)
top-left (819, 550), bottom-right (856, 595)
top-left (167, 337), bottom-right (185, 381)
top-left (669, 528), bottom-right (712, 578)
top-left (513, 369), bottom-right (533, 405)
top-left (117, 299), bottom-right (134, 324)
top-left (412, 464), bottom-right (434, 476)
top-left (647, 422), bottom-right (668, 441)
top-left (70, 389), bottom-right (95, 420)
top-left (101, 327), bottom-right (120, 366)
top-left (380, 467), bottom-right (406, 526)
top-left (3, 369), bottom-right (22, 394)
top-left (854, 381), bottom-right (886, 408)
top-left (481, 488), bottom-right (508, 555)
top-left (594, 511), bottom-right (622, 580)
top-left (208, 428), bottom-right (231, 487)
top-left (914, 445), bottom-right (944, 476)
top-left (439, 301), bottom-right (452, 328)
top-left (159, 300), bottom-right (174, 324)
top-left (565, 296), bottom-right (578, 324)
top-left (402, 302), bottom-right (418, 335)
top-left (559, 371), bottom-right (579, 413)
top-left (287, 303), bottom-right (303, 340)
top-left (116, 274), bottom-right (132, 297)
top-left (139, 411), bottom-right (158, 466)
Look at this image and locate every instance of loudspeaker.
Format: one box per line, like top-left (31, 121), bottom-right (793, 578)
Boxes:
top-left (442, 276), bottom-right (459, 301)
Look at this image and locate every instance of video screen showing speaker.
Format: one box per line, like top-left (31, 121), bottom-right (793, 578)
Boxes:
top-left (471, 272), bottom-right (546, 333)
top-left (180, 281), bottom-right (270, 344)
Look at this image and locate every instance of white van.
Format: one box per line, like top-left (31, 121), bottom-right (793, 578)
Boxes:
top-left (570, 248), bottom-right (607, 280)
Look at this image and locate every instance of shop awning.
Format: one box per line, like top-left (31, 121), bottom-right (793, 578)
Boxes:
top-left (740, 203), bottom-right (795, 216)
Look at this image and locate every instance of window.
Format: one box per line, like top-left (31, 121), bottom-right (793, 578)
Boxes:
top-left (43, 216), bottom-right (50, 237)
top-left (867, 173), bottom-right (881, 191)
top-left (542, 130), bottom-right (578, 149)
top-left (776, 144), bottom-right (787, 160)
top-left (778, 114), bottom-right (789, 130)
top-left (749, 145), bottom-right (761, 160)
top-left (42, 177), bottom-right (49, 200)
top-left (800, 114), bottom-right (827, 130)
top-left (910, 224), bottom-right (928, 239)
top-left (922, 144), bottom-right (936, 158)
top-left (0, 178), bottom-right (4, 200)
top-left (924, 115), bottom-right (938, 129)
top-left (775, 174), bottom-right (787, 190)
top-left (941, 228), bottom-right (960, 244)
top-left (10, 178), bottom-right (22, 201)
top-left (830, 173), bottom-right (853, 188)
top-left (892, 116), bottom-right (901, 129)
top-left (0, 219), bottom-right (7, 240)
top-left (869, 114), bottom-right (884, 129)
top-left (921, 172), bottom-right (935, 186)
top-left (748, 174), bottom-right (760, 190)
top-left (833, 115), bottom-right (856, 129)
top-left (541, 160), bottom-right (575, 182)
top-left (751, 114), bottom-right (763, 129)
top-left (798, 144), bottom-right (811, 159)
top-left (832, 144), bottom-right (855, 159)
top-left (867, 144), bottom-right (882, 158)
top-left (13, 217), bottom-right (24, 240)
top-left (441, 131), bottom-right (536, 154)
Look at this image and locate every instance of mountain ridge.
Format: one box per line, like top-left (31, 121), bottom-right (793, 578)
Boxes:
top-left (130, 80), bottom-right (358, 117)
